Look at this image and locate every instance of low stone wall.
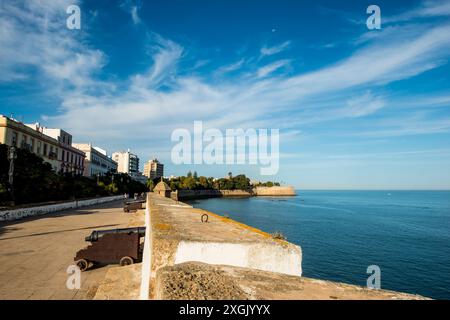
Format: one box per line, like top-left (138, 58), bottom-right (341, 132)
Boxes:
top-left (254, 186), bottom-right (296, 196)
top-left (174, 189), bottom-right (252, 200)
top-left (0, 195), bottom-right (124, 222)
top-left (173, 186), bottom-right (296, 200)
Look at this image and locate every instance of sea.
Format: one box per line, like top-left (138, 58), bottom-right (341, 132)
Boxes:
top-left (187, 190), bottom-right (450, 299)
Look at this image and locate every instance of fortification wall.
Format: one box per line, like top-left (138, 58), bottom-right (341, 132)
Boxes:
top-left (173, 186), bottom-right (295, 200)
top-left (174, 189), bottom-right (252, 200)
top-left (254, 186), bottom-right (296, 196)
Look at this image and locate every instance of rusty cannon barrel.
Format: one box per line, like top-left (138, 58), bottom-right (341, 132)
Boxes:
top-left (85, 227), bottom-right (146, 242)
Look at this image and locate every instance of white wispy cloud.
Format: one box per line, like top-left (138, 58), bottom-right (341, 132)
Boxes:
top-left (384, 0), bottom-right (450, 24)
top-left (260, 41), bottom-right (291, 57)
top-left (0, 0), bottom-right (105, 90)
top-left (41, 22), bottom-right (450, 152)
top-left (131, 34), bottom-right (183, 89)
top-left (2, 0), bottom-right (450, 163)
top-left (215, 59), bottom-right (245, 75)
top-left (256, 59), bottom-right (290, 78)
top-left (120, 0), bottom-right (142, 25)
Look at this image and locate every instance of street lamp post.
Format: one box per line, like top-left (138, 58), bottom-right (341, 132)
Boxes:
top-left (8, 146), bottom-right (17, 205)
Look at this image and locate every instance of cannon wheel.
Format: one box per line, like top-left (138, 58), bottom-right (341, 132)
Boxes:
top-left (76, 259), bottom-right (89, 272)
top-left (119, 256), bottom-right (134, 266)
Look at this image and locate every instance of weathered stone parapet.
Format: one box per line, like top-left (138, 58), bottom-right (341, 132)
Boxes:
top-left (146, 193), bottom-right (302, 298)
top-left (155, 262), bottom-right (429, 300)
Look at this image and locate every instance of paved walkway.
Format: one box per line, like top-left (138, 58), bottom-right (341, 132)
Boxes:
top-left (0, 200), bottom-right (140, 300)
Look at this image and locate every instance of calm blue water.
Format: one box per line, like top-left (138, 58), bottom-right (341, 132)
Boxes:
top-left (187, 191), bottom-right (450, 299)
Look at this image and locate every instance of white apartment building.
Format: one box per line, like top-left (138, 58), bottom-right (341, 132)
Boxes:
top-left (112, 150), bottom-right (139, 175)
top-left (73, 143), bottom-right (118, 177)
top-left (143, 158), bottom-right (164, 180)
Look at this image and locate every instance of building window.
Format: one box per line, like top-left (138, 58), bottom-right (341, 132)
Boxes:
top-left (21, 134), bottom-right (27, 148)
top-left (62, 150), bottom-right (65, 161)
top-left (11, 131), bottom-right (18, 147)
top-left (30, 138), bottom-right (35, 152)
top-left (37, 141), bottom-right (41, 154)
top-left (43, 144), bottom-right (48, 156)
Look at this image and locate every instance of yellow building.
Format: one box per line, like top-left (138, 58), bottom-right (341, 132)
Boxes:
top-left (143, 158), bottom-right (164, 179)
top-left (0, 115), bottom-right (85, 175)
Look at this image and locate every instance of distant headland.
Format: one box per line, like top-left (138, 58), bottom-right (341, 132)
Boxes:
top-left (148, 171), bottom-right (296, 201)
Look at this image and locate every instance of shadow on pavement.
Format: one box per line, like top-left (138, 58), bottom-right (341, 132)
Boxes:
top-left (0, 200), bottom-right (125, 239)
top-left (0, 223), bottom-right (121, 241)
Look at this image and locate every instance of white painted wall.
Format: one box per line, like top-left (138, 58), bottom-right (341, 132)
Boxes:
top-left (139, 194), bottom-right (152, 300)
top-left (173, 241), bottom-right (302, 276)
top-left (0, 195), bottom-right (124, 222)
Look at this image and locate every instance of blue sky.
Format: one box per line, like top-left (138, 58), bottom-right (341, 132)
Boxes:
top-left (1, 0), bottom-right (450, 189)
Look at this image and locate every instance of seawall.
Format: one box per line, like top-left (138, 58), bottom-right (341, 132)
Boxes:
top-left (254, 186), bottom-right (296, 196)
top-left (173, 186), bottom-right (296, 200)
top-left (141, 193), bottom-right (428, 300)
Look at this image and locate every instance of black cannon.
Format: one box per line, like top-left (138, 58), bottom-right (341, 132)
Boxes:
top-left (74, 227), bottom-right (146, 271)
top-left (84, 227), bottom-right (146, 242)
top-left (123, 200), bottom-right (146, 212)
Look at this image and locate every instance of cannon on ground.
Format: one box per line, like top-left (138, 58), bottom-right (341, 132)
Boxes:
top-left (74, 227), bottom-right (146, 271)
top-left (123, 200), bottom-right (145, 212)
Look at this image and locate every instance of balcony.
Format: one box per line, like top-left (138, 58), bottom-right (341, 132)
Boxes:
top-left (20, 142), bottom-right (33, 152)
top-left (48, 151), bottom-right (58, 160)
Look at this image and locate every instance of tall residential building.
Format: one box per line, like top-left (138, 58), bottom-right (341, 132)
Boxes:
top-left (112, 150), bottom-right (139, 175)
top-left (0, 115), bottom-right (85, 175)
top-left (73, 143), bottom-right (118, 177)
top-left (143, 158), bottom-right (164, 180)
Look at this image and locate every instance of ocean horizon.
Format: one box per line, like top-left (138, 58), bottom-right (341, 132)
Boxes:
top-left (187, 190), bottom-right (450, 299)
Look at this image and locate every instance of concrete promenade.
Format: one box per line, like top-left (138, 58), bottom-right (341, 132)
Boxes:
top-left (0, 200), bottom-right (141, 300)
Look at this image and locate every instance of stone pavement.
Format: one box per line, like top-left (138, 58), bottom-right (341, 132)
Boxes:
top-left (0, 200), bottom-right (143, 300)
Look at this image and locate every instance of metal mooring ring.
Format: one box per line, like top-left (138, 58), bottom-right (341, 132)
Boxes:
top-left (201, 214), bottom-right (209, 223)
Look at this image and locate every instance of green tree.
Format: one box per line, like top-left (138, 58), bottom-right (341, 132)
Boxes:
top-left (182, 176), bottom-right (196, 190)
top-left (0, 144), bottom-right (148, 206)
top-left (146, 179), bottom-right (155, 191)
top-left (232, 174), bottom-right (251, 190)
top-left (198, 176), bottom-right (209, 189)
